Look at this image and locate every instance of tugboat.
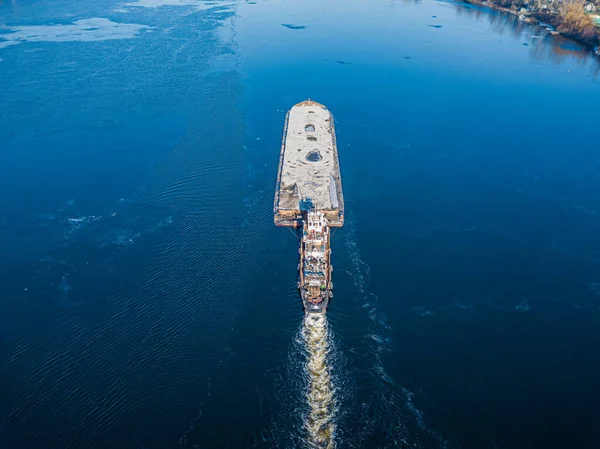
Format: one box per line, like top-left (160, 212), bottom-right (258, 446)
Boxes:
top-left (298, 209), bottom-right (332, 313)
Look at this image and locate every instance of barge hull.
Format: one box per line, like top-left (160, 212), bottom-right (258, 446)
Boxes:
top-left (273, 100), bottom-right (344, 228)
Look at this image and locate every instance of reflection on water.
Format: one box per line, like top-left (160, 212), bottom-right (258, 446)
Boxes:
top-left (529, 34), bottom-right (600, 71)
top-left (302, 313), bottom-right (335, 449)
top-left (451, 0), bottom-right (600, 71)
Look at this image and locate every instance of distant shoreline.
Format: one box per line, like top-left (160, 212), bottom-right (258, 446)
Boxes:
top-left (460, 0), bottom-right (600, 56)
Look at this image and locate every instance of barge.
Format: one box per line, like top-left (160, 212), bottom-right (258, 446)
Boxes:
top-left (274, 100), bottom-right (344, 313)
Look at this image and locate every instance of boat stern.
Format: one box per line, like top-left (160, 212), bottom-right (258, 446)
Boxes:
top-left (302, 297), bottom-right (329, 314)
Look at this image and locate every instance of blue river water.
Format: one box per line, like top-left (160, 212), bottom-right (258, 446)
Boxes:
top-left (1, 1), bottom-right (600, 448)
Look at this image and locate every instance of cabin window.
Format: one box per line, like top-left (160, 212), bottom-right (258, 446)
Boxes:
top-left (305, 124), bottom-right (315, 132)
top-left (307, 136), bottom-right (317, 142)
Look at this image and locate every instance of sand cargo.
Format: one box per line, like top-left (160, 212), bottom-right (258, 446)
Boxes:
top-left (273, 100), bottom-right (344, 228)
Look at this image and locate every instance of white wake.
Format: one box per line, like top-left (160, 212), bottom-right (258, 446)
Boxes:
top-left (302, 313), bottom-right (335, 449)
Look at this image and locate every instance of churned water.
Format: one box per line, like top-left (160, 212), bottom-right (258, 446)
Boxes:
top-left (302, 313), bottom-right (336, 449)
top-left (1, 0), bottom-right (600, 448)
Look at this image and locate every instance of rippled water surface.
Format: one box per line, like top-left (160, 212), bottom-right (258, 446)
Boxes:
top-left (1, 0), bottom-right (600, 448)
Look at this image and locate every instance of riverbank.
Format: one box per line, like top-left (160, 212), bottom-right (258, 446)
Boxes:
top-left (461, 0), bottom-right (600, 55)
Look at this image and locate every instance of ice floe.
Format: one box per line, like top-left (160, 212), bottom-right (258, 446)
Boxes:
top-left (0, 18), bottom-right (149, 50)
top-left (122, 0), bottom-right (234, 11)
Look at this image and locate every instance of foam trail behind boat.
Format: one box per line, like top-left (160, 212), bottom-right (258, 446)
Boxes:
top-left (302, 313), bottom-right (335, 449)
